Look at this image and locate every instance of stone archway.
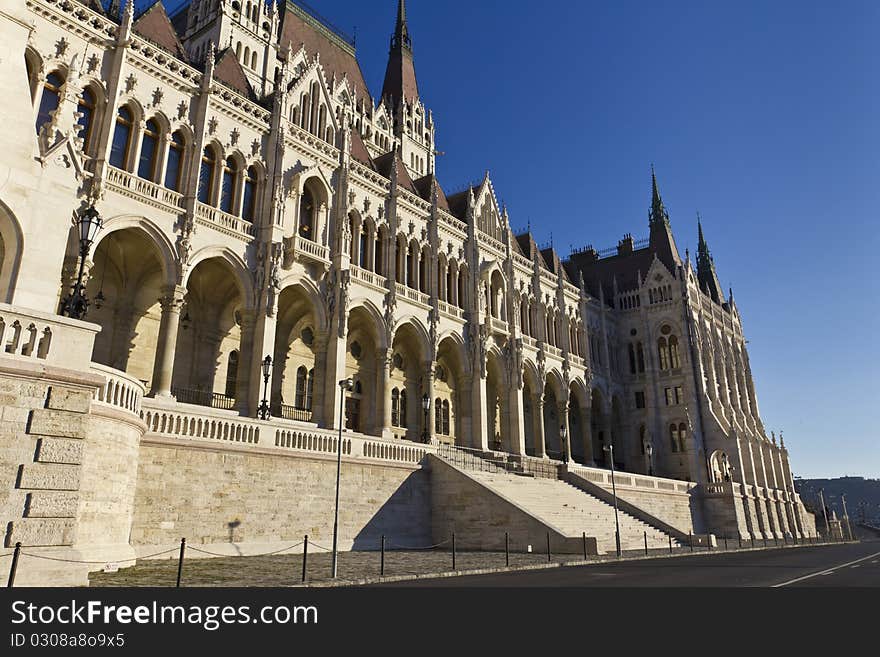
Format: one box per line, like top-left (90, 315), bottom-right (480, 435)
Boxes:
top-left (273, 284), bottom-right (322, 422)
top-left (436, 336), bottom-right (467, 446)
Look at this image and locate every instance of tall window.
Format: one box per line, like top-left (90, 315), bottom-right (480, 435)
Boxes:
top-left (220, 157), bottom-right (238, 214)
top-left (399, 390), bottom-right (407, 427)
top-left (359, 230), bottom-right (369, 269)
top-left (36, 72), bottom-right (64, 136)
top-left (636, 342), bottom-right (645, 373)
top-left (295, 366), bottom-right (307, 409)
top-left (434, 399), bottom-right (442, 434)
top-left (137, 119), bottom-right (160, 180)
top-left (391, 388), bottom-right (400, 427)
top-left (670, 424), bottom-right (679, 453)
top-left (669, 336), bottom-right (681, 369)
top-left (299, 187), bottom-right (315, 239)
top-left (658, 337), bottom-right (669, 371)
top-left (225, 351), bottom-right (239, 398)
top-left (678, 423), bottom-right (687, 452)
top-left (442, 400), bottom-right (450, 436)
top-left (628, 343), bottom-right (636, 375)
top-left (242, 166), bottom-right (257, 221)
top-left (109, 106), bottom-right (133, 169)
top-left (198, 147), bottom-right (216, 204)
top-left (306, 369), bottom-right (314, 411)
top-left (165, 131), bottom-right (184, 191)
top-left (77, 88), bottom-right (97, 154)
top-left (374, 229), bottom-right (384, 275)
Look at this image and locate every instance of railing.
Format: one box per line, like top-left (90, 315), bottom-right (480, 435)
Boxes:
top-left (436, 443), bottom-right (504, 474)
top-left (351, 265), bottom-right (387, 291)
top-left (395, 283), bottom-right (431, 308)
top-left (438, 301), bottom-right (464, 320)
top-left (362, 440), bottom-right (430, 464)
top-left (570, 354), bottom-right (585, 368)
top-left (90, 363), bottom-right (145, 415)
top-left (171, 386), bottom-right (236, 411)
top-left (106, 166), bottom-right (183, 211)
top-left (276, 404), bottom-right (312, 423)
top-left (289, 233), bottom-right (330, 263)
top-left (436, 444), bottom-right (562, 480)
top-left (567, 463), bottom-right (695, 494)
top-left (141, 403), bottom-right (261, 445)
top-left (489, 316), bottom-right (508, 335)
top-left (0, 303), bottom-right (99, 370)
top-left (195, 202), bottom-right (255, 240)
top-left (521, 335), bottom-right (537, 349)
top-left (544, 344), bottom-right (563, 359)
top-left (275, 428), bottom-right (349, 455)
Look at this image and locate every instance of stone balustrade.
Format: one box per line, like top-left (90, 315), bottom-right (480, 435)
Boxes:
top-left (195, 202), bottom-right (256, 240)
top-left (351, 265), bottom-right (387, 291)
top-left (290, 233), bottom-right (330, 263)
top-left (106, 166), bottom-right (184, 212)
top-left (567, 463), bottom-right (694, 494)
top-left (90, 363), bottom-right (145, 415)
top-left (0, 304), bottom-right (99, 371)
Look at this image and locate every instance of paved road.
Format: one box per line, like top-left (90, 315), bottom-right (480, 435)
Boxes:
top-left (378, 540), bottom-right (880, 587)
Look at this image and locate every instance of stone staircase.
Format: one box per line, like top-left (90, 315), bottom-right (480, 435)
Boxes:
top-left (465, 469), bottom-right (682, 554)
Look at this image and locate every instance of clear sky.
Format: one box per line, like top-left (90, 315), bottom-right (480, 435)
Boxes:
top-left (155, 0), bottom-right (878, 478)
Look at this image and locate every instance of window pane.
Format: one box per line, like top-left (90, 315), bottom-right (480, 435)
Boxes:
top-left (165, 145), bottom-right (182, 190)
top-left (242, 178), bottom-right (255, 221)
top-left (198, 152), bottom-right (213, 204)
top-left (109, 122), bottom-right (130, 169)
top-left (35, 73), bottom-right (63, 135)
top-left (137, 133), bottom-right (157, 179)
top-left (220, 169), bottom-right (234, 213)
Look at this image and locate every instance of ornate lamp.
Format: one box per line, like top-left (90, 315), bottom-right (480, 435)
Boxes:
top-left (257, 355), bottom-right (272, 420)
top-left (421, 393), bottom-right (431, 444)
top-left (60, 204), bottom-right (103, 320)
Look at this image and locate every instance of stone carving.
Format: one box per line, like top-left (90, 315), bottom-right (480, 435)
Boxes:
top-left (152, 87), bottom-right (163, 108)
top-left (337, 269), bottom-right (350, 338)
top-left (86, 53), bottom-right (100, 74)
top-left (124, 73), bottom-right (137, 93)
top-left (177, 100), bottom-right (188, 120)
top-left (208, 116), bottom-right (218, 135)
top-left (230, 128), bottom-right (240, 146)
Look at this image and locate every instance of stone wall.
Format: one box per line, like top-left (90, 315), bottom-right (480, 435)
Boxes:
top-left (129, 437), bottom-right (432, 556)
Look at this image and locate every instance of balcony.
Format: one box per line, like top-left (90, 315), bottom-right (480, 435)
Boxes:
top-left (438, 300), bottom-right (464, 321)
top-left (395, 283), bottom-right (431, 308)
top-left (91, 363), bottom-right (145, 415)
top-left (286, 233), bottom-right (330, 265)
top-left (195, 202), bottom-right (256, 241)
top-left (351, 265), bottom-right (388, 292)
top-left (275, 404), bottom-right (313, 423)
top-left (106, 166), bottom-right (184, 213)
top-left (489, 316), bottom-right (508, 336)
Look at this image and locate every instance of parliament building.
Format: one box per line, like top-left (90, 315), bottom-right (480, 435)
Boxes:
top-left (0, 0), bottom-right (816, 585)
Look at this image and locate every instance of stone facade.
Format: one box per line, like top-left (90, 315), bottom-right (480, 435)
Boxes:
top-left (0, 0), bottom-right (817, 584)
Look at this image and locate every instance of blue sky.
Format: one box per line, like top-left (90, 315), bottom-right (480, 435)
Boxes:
top-left (152, 1), bottom-right (878, 478)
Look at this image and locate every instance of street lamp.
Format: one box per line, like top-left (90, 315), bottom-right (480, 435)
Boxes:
top-left (331, 377), bottom-right (354, 578)
top-left (560, 425), bottom-right (568, 464)
top-left (818, 488), bottom-right (831, 539)
top-left (841, 494), bottom-right (853, 541)
top-left (603, 443), bottom-right (622, 557)
top-left (257, 356), bottom-right (272, 420)
top-left (646, 443), bottom-right (654, 477)
top-left (60, 204), bottom-right (103, 320)
top-left (421, 393), bottom-right (431, 444)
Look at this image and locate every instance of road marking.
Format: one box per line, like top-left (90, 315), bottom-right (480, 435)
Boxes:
top-left (850, 565), bottom-right (860, 569)
top-left (773, 551), bottom-right (880, 587)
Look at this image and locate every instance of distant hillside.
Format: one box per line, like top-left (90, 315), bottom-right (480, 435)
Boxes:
top-left (794, 477), bottom-right (880, 524)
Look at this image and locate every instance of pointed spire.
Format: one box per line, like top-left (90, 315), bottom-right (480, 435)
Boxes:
top-left (695, 215), bottom-right (725, 305)
top-left (382, 0), bottom-right (419, 112)
top-left (649, 165), bottom-right (669, 227)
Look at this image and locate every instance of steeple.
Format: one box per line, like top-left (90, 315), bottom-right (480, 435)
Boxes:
top-left (647, 166), bottom-right (681, 272)
top-left (696, 215), bottom-right (725, 304)
top-left (382, 0), bottom-right (419, 111)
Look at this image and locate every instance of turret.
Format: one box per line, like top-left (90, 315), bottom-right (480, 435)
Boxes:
top-left (696, 216), bottom-right (725, 305)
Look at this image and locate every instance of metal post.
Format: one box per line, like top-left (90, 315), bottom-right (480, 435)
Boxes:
top-left (724, 536), bottom-right (728, 551)
top-left (763, 535), bottom-right (767, 549)
top-left (505, 532), bottom-right (510, 567)
top-left (302, 535), bottom-right (308, 583)
top-left (175, 538), bottom-right (186, 588)
top-left (738, 534), bottom-right (742, 549)
top-left (452, 533), bottom-right (456, 571)
top-left (380, 535), bottom-right (385, 577)
top-left (689, 531), bottom-right (694, 552)
top-left (818, 489), bottom-right (830, 538)
top-left (668, 535), bottom-right (673, 554)
top-left (331, 379), bottom-right (352, 578)
top-left (644, 531), bottom-right (648, 556)
top-left (605, 445), bottom-right (622, 558)
top-left (708, 534), bottom-right (712, 551)
top-left (583, 532), bottom-right (588, 560)
top-left (6, 542), bottom-right (21, 588)
top-left (841, 495), bottom-right (854, 541)
top-left (546, 532), bottom-right (551, 563)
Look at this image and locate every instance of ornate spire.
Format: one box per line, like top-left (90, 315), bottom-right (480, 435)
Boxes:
top-left (649, 165), bottom-right (669, 227)
top-left (646, 166), bottom-right (681, 271)
top-left (696, 214), bottom-right (725, 305)
top-left (382, 0), bottom-right (419, 111)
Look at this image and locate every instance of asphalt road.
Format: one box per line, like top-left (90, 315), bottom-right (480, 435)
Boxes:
top-left (378, 540), bottom-right (880, 587)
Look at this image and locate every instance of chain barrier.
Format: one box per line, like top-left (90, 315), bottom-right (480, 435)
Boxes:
top-left (185, 542), bottom-right (304, 559)
top-left (386, 539), bottom-right (451, 551)
top-left (18, 547), bottom-right (179, 565)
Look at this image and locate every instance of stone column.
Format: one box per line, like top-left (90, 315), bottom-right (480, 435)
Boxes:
top-left (559, 400), bottom-right (572, 463)
top-left (471, 373), bottom-right (489, 451)
top-left (424, 360), bottom-right (436, 444)
top-left (533, 395), bottom-right (547, 458)
top-left (149, 285), bottom-right (186, 398)
top-left (508, 384), bottom-right (526, 456)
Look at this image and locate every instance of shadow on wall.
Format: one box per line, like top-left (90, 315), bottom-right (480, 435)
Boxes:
top-left (351, 469), bottom-right (431, 551)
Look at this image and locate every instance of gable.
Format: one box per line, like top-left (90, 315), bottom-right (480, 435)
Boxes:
top-left (133, 1), bottom-right (188, 61)
top-left (214, 49), bottom-right (254, 99)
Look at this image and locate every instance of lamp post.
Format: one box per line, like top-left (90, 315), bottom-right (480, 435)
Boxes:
top-left (421, 393), bottom-right (430, 444)
top-left (60, 204), bottom-right (103, 320)
top-left (560, 425), bottom-right (568, 464)
top-left (331, 377), bottom-right (354, 578)
top-left (646, 443), bottom-right (654, 477)
top-left (603, 443), bottom-right (621, 557)
top-left (841, 494), bottom-right (853, 541)
top-left (256, 356), bottom-right (272, 420)
top-left (818, 488), bottom-right (831, 539)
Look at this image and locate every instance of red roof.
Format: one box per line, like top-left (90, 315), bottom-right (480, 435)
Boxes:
top-left (349, 129), bottom-right (374, 169)
top-left (213, 48), bottom-right (254, 99)
top-left (413, 173), bottom-right (450, 212)
top-left (133, 1), bottom-right (188, 61)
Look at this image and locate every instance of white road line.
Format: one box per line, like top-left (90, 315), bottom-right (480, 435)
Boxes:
top-left (851, 565), bottom-right (860, 569)
top-left (773, 551), bottom-right (880, 587)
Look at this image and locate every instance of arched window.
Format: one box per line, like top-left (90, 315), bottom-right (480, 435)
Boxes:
top-left (295, 366), bottom-right (307, 409)
top-left (242, 166), bottom-right (257, 221)
top-left (400, 390), bottom-right (407, 427)
top-left (636, 342), bottom-right (645, 373)
top-left (457, 270), bottom-right (466, 310)
top-left (198, 146), bottom-right (216, 204)
top-left (236, 42), bottom-right (242, 60)
top-left (251, 51), bottom-right (258, 70)
top-left (391, 388), bottom-right (400, 427)
top-left (306, 369), bottom-right (314, 411)
top-left (628, 343), bottom-right (636, 375)
top-left (220, 157), bottom-right (238, 214)
top-left (359, 229), bottom-right (369, 269)
top-left (374, 228), bottom-right (384, 275)
top-left (36, 72), bottom-right (64, 136)
top-left (225, 351), bottom-right (239, 398)
top-left (77, 87), bottom-right (97, 154)
top-left (244, 46), bottom-right (250, 68)
top-left (658, 337), bottom-right (669, 371)
top-left (669, 424), bottom-right (679, 453)
top-left (137, 118), bottom-right (160, 180)
top-left (299, 187), bottom-right (315, 239)
top-left (678, 423), bottom-right (687, 452)
top-left (165, 131), bottom-right (185, 191)
top-left (109, 106), bottom-right (133, 170)
top-left (442, 400), bottom-right (450, 436)
top-left (669, 336), bottom-right (681, 369)
top-left (434, 398), bottom-right (442, 434)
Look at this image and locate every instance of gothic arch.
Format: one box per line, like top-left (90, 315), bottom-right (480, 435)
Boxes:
top-left (184, 246), bottom-right (253, 308)
top-left (92, 216), bottom-right (177, 287)
top-left (0, 200), bottom-right (24, 304)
